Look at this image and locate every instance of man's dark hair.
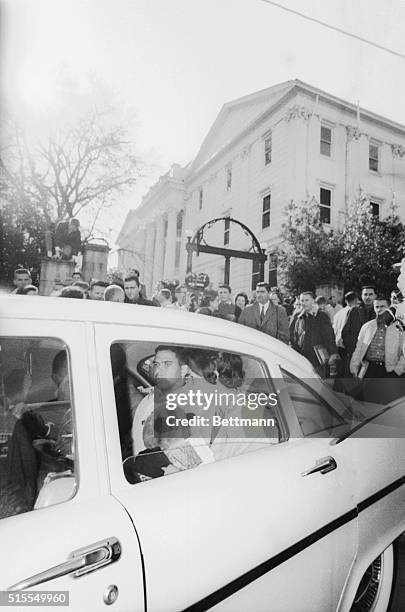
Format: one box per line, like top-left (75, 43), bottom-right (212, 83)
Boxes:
top-left (72, 271), bottom-right (82, 278)
top-left (256, 282), bottom-right (270, 292)
top-left (154, 345), bottom-right (186, 365)
top-left (300, 291), bottom-right (315, 299)
top-left (361, 285), bottom-right (376, 292)
top-left (60, 286), bottom-right (84, 299)
top-left (72, 280), bottom-right (89, 291)
top-left (124, 275), bottom-right (140, 287)
top-left (218, 284), bottom-right (231, 293)
top-left (315, 296), bottom-right (326, 305)
top-left (14, 268), bottom-right (31, 278)
top-left (344, 291), bottom-right (358, 305)
top-left (90, 280), bottom-right (108, 290)
top-left (374, 295), bottom-right (389, 303)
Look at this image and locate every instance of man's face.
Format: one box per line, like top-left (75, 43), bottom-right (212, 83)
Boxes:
top-left (218, 287), bottom-right (230, 303)
top-left (124, 281), bottom-right (140, 301)
top-left (373, 299), bottom-right (389, 316)
top-left (152, 350), bottom-right (184, 391)
top-left (14, 273), bottom-right (31, 290)
top-left (255, 286), bottom-right (270, 304)
top-left (72, 273), bottom-right (81, 281)
top-left (89, 286), bottom-right (105, 300)
top-left (300, 294), bottom-right (315, 312)
top-left (330, 295), bottom-right (337, 306)
top-left (362, 288), bottom-right (376, 306)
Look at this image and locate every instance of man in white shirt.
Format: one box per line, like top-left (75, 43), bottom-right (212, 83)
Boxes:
top-left (132, 345), bottom-right (189, 455)
top-left (333, 291), bottom-right (359, 348)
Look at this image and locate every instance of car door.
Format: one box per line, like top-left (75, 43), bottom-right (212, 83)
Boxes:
top-left (0, 318), bottom-right (145, 612)
top-left (95, 322), bottom-right (358, 612)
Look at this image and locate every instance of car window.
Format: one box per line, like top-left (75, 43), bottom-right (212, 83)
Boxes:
top-left (281, 369), bottom-right (347, 436)
top-left (0, 337), bottom-right (77, 519)
top-left (110, 341), bottom-right (285, 484)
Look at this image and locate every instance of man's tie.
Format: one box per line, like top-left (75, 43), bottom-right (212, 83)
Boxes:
top-left (260, 305), bottom-right (264, 324)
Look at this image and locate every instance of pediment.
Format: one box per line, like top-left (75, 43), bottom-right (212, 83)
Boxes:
top-left (189, 80), bottom-right (295, 173)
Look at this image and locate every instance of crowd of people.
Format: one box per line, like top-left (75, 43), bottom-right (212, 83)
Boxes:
top-left (7, 265), bottom-right (405, 405)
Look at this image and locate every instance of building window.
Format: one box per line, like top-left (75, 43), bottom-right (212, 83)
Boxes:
top-left (262, 193), bottom-right (271, 229)
top-left (369, 142), bottom-right (379, 172)
top-left (319, 187), bottom-right (331, 224)
top-left (198, 187), bottom-right (203, 210)
top-left (226, 166), bottom-right (232, 191)
top-left (370, 201), bottom-right (380, 218)
top-left (268, 253), bottom-right (278, 287)
top-left (251, 259), bottom-right (261, 290)
top-left (264, 132), bottom-right (272, 165)
top-left (320, 125), bottom-right (332, 157)
top-left (224, 217), bottom-right (230, 245)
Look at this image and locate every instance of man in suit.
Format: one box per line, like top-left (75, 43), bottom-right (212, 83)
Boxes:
top-left (238, 282), bottom-right (289, 343)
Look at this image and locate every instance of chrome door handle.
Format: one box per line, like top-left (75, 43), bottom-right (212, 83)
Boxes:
top-left (8, 537), bottom-right (121, 590)
top-left (301, 456), bottom-right (337, 477)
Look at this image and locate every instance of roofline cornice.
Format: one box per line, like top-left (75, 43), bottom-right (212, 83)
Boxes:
top-left (187, 80), bottom-right (405, 184)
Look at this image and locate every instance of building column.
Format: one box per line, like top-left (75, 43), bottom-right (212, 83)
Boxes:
top-left (163, 208), bottom-right (177, 279)
top-left (144, 222), bottom-right (156, 297)
top-left (152, 215), bottom-right (165, 291)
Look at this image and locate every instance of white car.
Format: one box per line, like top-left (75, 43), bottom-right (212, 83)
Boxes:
top-left (0, 296), bottom-right (404, 612)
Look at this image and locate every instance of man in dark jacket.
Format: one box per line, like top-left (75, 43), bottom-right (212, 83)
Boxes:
top-left (124, 275), bottom-right (157, 306)
top-left (290, 292), bottom-right (338, 375)
top-left (341, 285), bottom-right (376, 375)
top-left (54, 218), bottom-right (82, 260)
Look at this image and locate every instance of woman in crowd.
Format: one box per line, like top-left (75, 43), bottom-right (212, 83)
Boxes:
top-left (234, 292), bottom-right (248, 322)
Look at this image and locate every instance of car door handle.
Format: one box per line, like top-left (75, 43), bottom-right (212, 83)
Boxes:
top-left (301, 456), bottom-right (337, 477)
top-left (8, 537), bottom-right (121, 590)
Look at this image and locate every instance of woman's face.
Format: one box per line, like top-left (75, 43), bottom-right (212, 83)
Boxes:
top-left (235, 296), bottom-right (246, 310)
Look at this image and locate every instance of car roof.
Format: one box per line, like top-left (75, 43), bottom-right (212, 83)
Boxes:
top-left (0, 295), bottom-right (312, 373)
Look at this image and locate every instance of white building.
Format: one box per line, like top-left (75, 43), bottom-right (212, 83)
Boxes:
top-left (116, 79), bottom-right (405, 297)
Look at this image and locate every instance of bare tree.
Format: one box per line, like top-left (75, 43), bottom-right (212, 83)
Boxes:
top-left (1, 108), bottom-right (141, 235)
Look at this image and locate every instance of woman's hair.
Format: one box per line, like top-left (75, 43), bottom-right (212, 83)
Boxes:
top-left (235, 292), bottom-right (248, 306)
top-left (217, 352), bottom-right (244, 388)
top-left (184, 349), bottom-right (218, 384)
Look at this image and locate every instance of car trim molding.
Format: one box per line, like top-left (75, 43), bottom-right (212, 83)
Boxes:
top-left (181, 475), bottom-right (405, 612)
top-left (357, 474), bottom-right (405, 513)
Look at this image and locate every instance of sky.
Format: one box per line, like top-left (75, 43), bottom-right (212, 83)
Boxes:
top-left (1, 0), bottom-right (405, 252)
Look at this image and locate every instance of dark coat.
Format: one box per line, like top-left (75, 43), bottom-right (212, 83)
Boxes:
top-left (290, 309), bottom-right (337, 368)
top-left (54, 221), bottom-right (81, 256)
top-left (238, 301), bottom-right (289, 344)
top-left (125, 296), bottom-right (157, 307)
top-left (341, 303), bottom-right (376, 355)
